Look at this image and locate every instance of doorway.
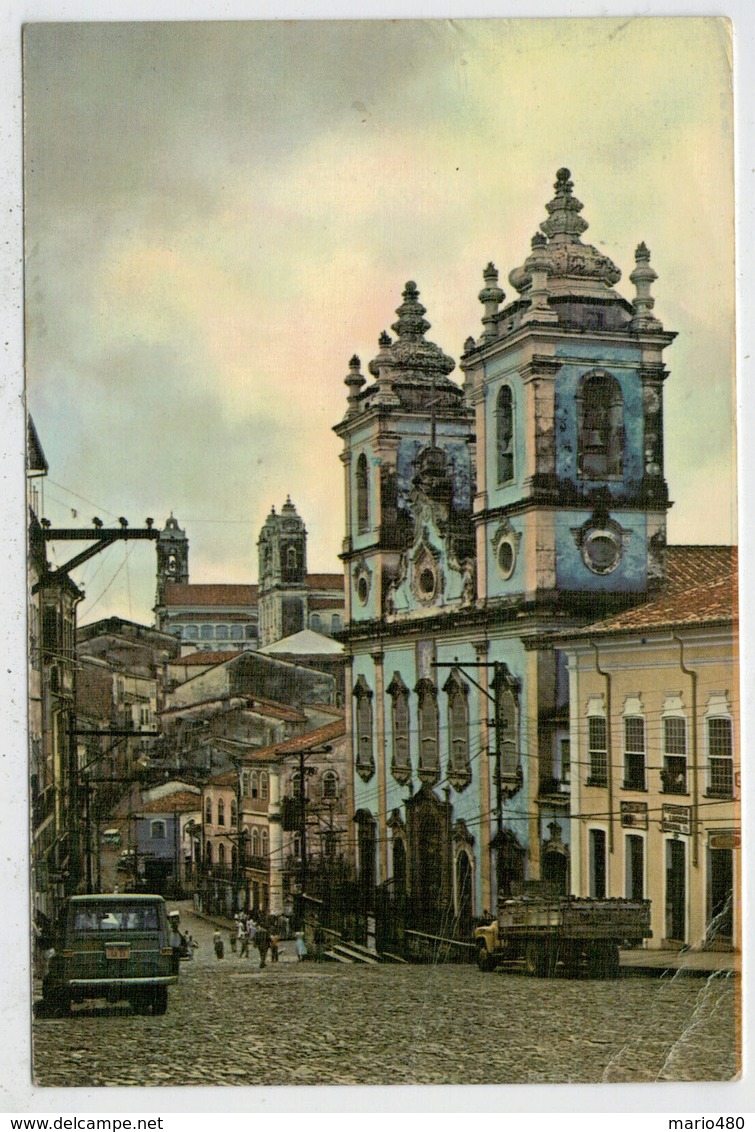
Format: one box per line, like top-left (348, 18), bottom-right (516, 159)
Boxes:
top-left (665, 838), bottom-right (686, 943)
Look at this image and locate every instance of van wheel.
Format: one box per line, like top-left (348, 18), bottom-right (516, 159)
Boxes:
top-left (524, 940), bottom-right (550, 978)
top-left (476, 945), bottom-right (496, 972)
top-left (152, 987), bottom-right (168, 1015)
top-left (586, 942), bottom-right (620, 979)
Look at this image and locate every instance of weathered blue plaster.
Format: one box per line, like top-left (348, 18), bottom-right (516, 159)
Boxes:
top-left (485, 514), bottom-right (526, 599)
top-left (555, 510), bottom-right (647, 592)
top-left (554, 362), bottom-right (645, 492)
top-left (396, 437), bottom-right (473, 514)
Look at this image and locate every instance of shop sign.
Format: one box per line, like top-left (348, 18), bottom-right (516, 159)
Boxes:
top-left (620, 801), bottom-right (648, 830)
top-left (709, 830), bottom-right (740, 850)
top-left (662, 804), bottom-right (691, 835)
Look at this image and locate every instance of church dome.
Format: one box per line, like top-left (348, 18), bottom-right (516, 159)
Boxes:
top-left (508, 169), bottom-right (622, 299)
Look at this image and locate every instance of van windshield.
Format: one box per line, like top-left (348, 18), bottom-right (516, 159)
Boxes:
top-left (72, 904), bottom-right (160, 932)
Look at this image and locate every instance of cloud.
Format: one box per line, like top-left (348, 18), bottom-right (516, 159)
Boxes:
top-left (24, 18), bottom-right (736, 623)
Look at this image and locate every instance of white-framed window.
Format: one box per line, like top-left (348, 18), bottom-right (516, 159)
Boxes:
top-left (707, 716), bottom-right (733, 798)
top-left (623, 716), bottom-right (646, 791)
top-left (662, 716), bottom-right (687, 794)
top-left (241, 771), bottom-right (250, 797)
top-left (587, 716), bottom-right (608, 787)
top-left (205, 797), bottom-right (212, 825)
top-left (311, 613), bottom-right (322, 632)
top-left (217, 798), bottom-right (225, 826)
top-left (251, 771), bottom-right (259, 799)
top-left (260, 772), bottom-right (268, 801)
top-left (230, 798), bottom-right (238, 827)
top-left (151, 820), bottom-right (166, 840)
top-left (353, 675), bottom-right (375, 780)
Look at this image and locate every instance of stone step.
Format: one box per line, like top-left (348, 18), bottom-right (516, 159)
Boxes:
top-left (329, 943), bottom-right (380, 965)
top-left (323, 949), bottom-right (353, 964)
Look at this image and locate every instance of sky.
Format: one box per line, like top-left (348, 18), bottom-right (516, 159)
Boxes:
top-left (22, 17), bottom-right (736, 627)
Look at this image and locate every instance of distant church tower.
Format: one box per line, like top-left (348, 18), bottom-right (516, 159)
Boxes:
top-left (257, 497), bottom-right (308, 646)
top-left (155, 514), bottom-right (190, 606)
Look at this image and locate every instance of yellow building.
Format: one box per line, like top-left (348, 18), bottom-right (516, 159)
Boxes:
top-left (555, 546), bottom-right (738, 952)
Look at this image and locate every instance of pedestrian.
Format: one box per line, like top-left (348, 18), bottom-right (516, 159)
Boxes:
top-left (294, 931), bottom-right (307, 962)
top-left (247, 916), bottom-right (258, 947)
top-left (255, 922), bottom-right (270, 968)
top-left (236, 915), bottom-right (245, 952)
top-left (213, 929), bottom-right (224, 960)
top-left (239, 924), bottom-right (250, 959)
top-left (229, 926), bottom-right (237, 953)
top-left (270, 931), bottom-right (280, 963)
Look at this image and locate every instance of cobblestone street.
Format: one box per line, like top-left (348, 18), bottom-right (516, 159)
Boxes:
top-left (32, 906), bottom-right (738, 1088)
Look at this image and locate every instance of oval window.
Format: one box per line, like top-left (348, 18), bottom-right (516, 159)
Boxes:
top-left (583, 529), bottom-right (621, 575)
top-left (497, 539), bottom-right (515, 579)
top-left (357, 575), bottom-right (369, 605)
top-left (419, 567), bottom-right (436, 596)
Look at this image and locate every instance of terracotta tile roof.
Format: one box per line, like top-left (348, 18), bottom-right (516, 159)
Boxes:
top-left (163, 584), bottom-right (258, 607)
top-left (306, 573), bottom-right (344, 591)
top-left (663, 545), bottom-right (736, 593)
top-left (558, 546), bottom-right (737, 640)
top-left (249, 716), bottom-right (346, 764)
top-left (308, 597), bottom-right (344, 611)
top-left (139, 792), bottom-right (202, 814)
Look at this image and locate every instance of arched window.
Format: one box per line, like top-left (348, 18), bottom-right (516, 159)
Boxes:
top-left (185, 625), bottom-right (199, 640)
top-left (578, 372), bottom-right (624, 479)
top-left (416, 680), bottom-right (439, 783)
top-left (229, 624), bottom-right (243, 640)
top-left (496, 385), bottom-right (515, 484)
top-left (205, 797), bottom-right (212, 824)
top-left (260, 772), bottom-right (268, 801)
top-left (331, 614), bottom-right (342, 633)
top-left (218, 841), bottom-right (226, 866)
top-left (310, 613), bottom-right (322, 632)
top-left (353, 675), bottom-right (374, 781)
top-left (445, 671), bottom-right (471, 789)
top-left (230, 798), bottom-right (238, 827)
top-left (291, 771), bottom-right (304, 799)
top-left (322, 770), bottom-right (339, 799)
top-left (241, 771), bottom-right (250, 797)
top-left (356, 453), bottom-right (369, 533)
top-left (251, 771), bottom-right (259, 799)
top-left (201, 624), bottom-right (214, 640)
top-left (492, 664), bottom-right (521, 786)
top-left (215, 625), bottom-right (229, 640)
top-left (287, 546), bottom-right (298, 571)
top-left (245, 625), bottom-right (256, 639)
top-left (387, 672), bottom-right (411, 785)
top-left (251, 829), bottom-right (260, 857)
top-left (217, 798), bottom-right (225, 827)
top-left (205, 840), bottom-right (213, 865)
top-left (260, 829), bottom-right (269, 857)
top-left (151, 820), bottom-right (166, 840)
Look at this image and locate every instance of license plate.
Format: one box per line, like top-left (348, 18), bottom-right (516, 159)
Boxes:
top-left (105, 945), bottom-right (130, 960)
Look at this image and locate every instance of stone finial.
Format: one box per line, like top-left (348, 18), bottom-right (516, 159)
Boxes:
top-left (521, 233), bottom-right (557, 326)
top-left (463, 335), bottom-right (476, 354)
top-left (344, 354), bottom-right (366, 417)
top-left (378, 331), bottom-right (392, 347)
top-left (478, 262), bottom-right (504, 342)
top-left (630, 242), bottom-right (663, 332)
top-left (540, 166), bottom-right (589, 243)
top-left (392, 281), bottom-right (431, 341)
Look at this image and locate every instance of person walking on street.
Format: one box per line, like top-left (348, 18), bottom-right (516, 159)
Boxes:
top-left (295, 931), bottom-right (307, 961)
top-left (213, 929), bottom-right (224, 960)
top-left (255, 922), bottom-right (270, 969)
top-left (239, 924), bottom-right (250, 959)
top-left (270, 931), bottom-right (279, 963)
top-left (229, 925), bottom-right (237, 954)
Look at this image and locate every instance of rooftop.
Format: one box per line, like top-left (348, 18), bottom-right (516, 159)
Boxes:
top-left (258, 629), bottom-right (344, 657)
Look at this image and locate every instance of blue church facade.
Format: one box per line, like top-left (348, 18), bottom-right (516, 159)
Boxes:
top-left (334, 170), bottom-right (676, 935)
